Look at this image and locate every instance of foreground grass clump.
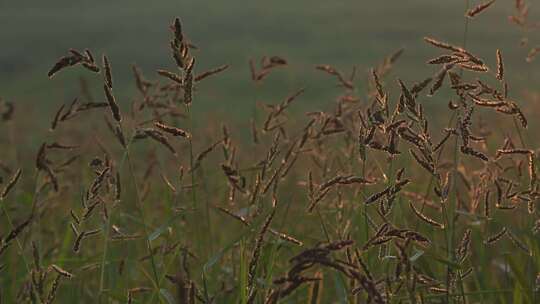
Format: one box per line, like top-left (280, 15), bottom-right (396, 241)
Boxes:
top-left (1, 2), bottom-right (540, 303)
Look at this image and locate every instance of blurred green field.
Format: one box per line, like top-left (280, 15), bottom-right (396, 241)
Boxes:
top-left (1, 0), bottom-right (538, 119)
top-left (1, 1), bottom-right (540, 303)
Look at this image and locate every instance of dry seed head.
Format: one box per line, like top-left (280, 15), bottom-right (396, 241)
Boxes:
top-left (459, 62), bottom-right (489, 73)
top-left (173, 17), bottom-right (183, 43)
top-left (456, 229), bottom-right (472, 262)
top-left (409, 149), bottom-right (436, 176)
top-left (496, 49), bottom-right (504, 81)
top-left (84, 229), bottom-right (101, 237)
top-left (248, 208), bottom-right (276, 292)
top-left (102, 55), bottom-right (113, 88)
top-left (527, 47), bottom-right (540, 63)
top-left (527, 200), bottom-right (536, 214)
top-left (427, 54), bottom-right (460, 65)
top-left (496, 148), bottom-right (532, 159)
top-left (398, 79), bottom-right (415, 109)
top-left (157, 69), bottom-right (183, 84)
top-left (269, 229), bottom-right (302, 246)
top-left (155, 121), bottom-right (191, 138)
top-left (183, 70), bottom-right (194, 105)
top-left (411, 77), bottom-right (433, 96)
top-left (484, 227), bottom-right (507, 244)
top-left (0, 168), bottom-right (22, 200)
top-left (50, 264), bottom-right (74, 278)
top-left (460, 146), bottom-right (489, 162)
top-left (2, 215), bottom-right (32, 246)
top-left (248, 173), bottom-right (261, 206)
top-left (70, 222), bottom-right (79, 236)
top-left (528, 153), bottom-right (537, 188)
top-left (409, 201), bottom-right (444, 229)
top-left (429, 64), bottom-right (453, 96)
top-left (307, 187), bottom-right (331, 212)
top-left (136, 128), bottom-right (177, 155)
top-left (160, 172), bottom-right (177, 193)
top-left (73, 231), bottom-right (85, 253)
top-left (430, 286), bottom-right (448, 294)
top-left (371, 69), bottom-right (384, 98)
top-left (424, 37), bottom-right (465, 53)
top-left (534, 219), bottom-right (540, 234)
top-left (103, 84), bottom-right (121, 122)
top-left (515, 108), bottom-right (528, 128)
top-left (47, 55), bottom-right (81, 78)
top-left (507, 231), bottom-right (531, 255)
top-left (51, 103), bottom-right (65, 131)
top-left (195, 64), bottom-right (230, 82)
top-left (45, 275), bottom-right (62, 304)
top-left (466, 0), bottom-right (497, 19)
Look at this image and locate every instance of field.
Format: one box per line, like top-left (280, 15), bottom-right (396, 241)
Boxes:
top-left (1, 0), bottom-right (540, 303)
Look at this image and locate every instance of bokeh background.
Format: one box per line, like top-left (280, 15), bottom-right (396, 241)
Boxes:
top-left (1, 0), bottom-right (539, 120)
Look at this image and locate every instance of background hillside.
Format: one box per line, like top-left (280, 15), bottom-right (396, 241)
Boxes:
top-left (1, 0), bottom-right (538, 118)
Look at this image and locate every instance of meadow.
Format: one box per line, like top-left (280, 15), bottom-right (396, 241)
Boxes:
top-left (1, 0), bottom-right (540, 303)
